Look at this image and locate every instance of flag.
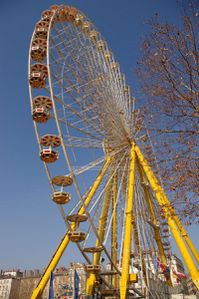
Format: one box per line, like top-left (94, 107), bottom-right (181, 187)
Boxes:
top-left (101, 257), bottom-right (105, 263)
top-left (157, 257), bottom-right (170, 281)
top-left (49, 272), bottom-right (54, 299)
top-left (172, 267), bottom-right (187, 280)
top-left (157, 257), bottom-right (166, 272)
top-left (73, 270), bottom-right (79, 299)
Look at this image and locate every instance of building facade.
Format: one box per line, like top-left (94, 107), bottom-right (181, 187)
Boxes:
top-left (9, 265), bottom-right (86, 299)
top-left (0, 270), bottom-right (22, 299)
top-left (170, 254), bottom-right (188, 294)
top-left (0, 278), bottom-right (20, 299)
top-left (67, 262), bottom-right (87, 296)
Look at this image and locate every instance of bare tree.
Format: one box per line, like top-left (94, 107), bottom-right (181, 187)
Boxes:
top-left (136, 0), bottom-right (199, 224)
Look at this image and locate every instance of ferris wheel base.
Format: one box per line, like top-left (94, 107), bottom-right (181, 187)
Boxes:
top-left (30, 145), bottom-right (199, 299)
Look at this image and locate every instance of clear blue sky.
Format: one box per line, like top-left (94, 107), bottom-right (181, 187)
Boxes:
top-left (0, 0), bottom-right (198, 271)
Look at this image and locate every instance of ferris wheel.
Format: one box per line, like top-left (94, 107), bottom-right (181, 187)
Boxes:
top-left (28, 5), bottom-right (199, 299)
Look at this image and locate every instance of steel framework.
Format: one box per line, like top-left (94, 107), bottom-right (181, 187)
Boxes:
top-left (28, 5), bottom-right (199, 299)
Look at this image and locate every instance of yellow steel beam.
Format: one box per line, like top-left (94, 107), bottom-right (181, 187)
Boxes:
top-left (111, 174), bottom-right (118, 288)
top-left (138, 163), bottom-right (167, 265)
top-left (31, 158), bottom-right (111, 299)
top-left (172, 216), bottom-right (199, 265)
top-left (119, 143), bottom-right (136, 299)
top-left (135, 144), bottom-right (199, 290)
top-left (138, 163), bottom-right (173, 286)
top-left (167, 217), bottom-right (199, 289)
top-left (86, 174), bottom-right (113, 295)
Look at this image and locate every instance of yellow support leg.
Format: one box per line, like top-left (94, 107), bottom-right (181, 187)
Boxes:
top-left (138, 162), bottom-right (172, 286)
top-left (111, 174), bottom-right (118, 289)
top-left (138, 164), bottom-right (167, 265)
top-left (135, 144), bottom-right (199, 290)
top-left (31, 158), bottom-right (111, 299)
top-left (167, 216), bottom-right (199, 289)
top-left (172, 215), bottom-right (199, 265)
top-left (86, 174), bottom-right (113, 295)
top-left (119, 143), bottom-right (136, 299)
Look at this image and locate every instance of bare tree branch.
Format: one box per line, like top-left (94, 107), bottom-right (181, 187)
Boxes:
top-left (136, 0), bottom-right (199, 224)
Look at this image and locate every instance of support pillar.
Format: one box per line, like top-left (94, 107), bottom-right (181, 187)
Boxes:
top-left (31, 158), bottom-right (111, 299)
top-left (135, 144), bottom-right (199, 290)
top-left (119, 143), bottom-right (136, 299)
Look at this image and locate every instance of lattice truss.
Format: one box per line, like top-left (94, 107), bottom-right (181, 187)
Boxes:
top-left (28, 5), bottom-right (199, 299)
